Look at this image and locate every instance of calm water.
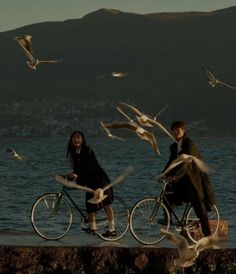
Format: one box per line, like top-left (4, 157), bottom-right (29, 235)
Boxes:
top-left (0, 137), bottom-right (235, 243)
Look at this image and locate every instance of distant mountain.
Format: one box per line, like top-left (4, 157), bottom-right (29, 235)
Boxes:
top-left (0, 7), bottom-right (236, 136)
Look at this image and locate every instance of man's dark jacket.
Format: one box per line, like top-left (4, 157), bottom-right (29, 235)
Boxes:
top-left (164, 137), bottom-right (216, 211)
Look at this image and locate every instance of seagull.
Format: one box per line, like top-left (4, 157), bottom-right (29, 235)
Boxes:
top-left (96, 72), bottom-right (129, 80)
top-left (55, 166), bottom-right (134, 204)
top-left (160, 228), bottom-right (220, 268)
top-left (111, 72), bottom-right (129, 78)
top-left (153, 104), bottom-right (169, 120)
top-left (15, 35), bottom-right (62, 70)
top-left (100, 121), bottom-right (125, 141)
top-left (118, 102), bottom-right (176, 143)
top-left (201, 64), bottom-right (236, 89)
top-left (103, 121), bottom-right (160, 155)
top-left (158, 153), bottom-right (213, 179)
top-left (6, 148), bottom-right (25, 160)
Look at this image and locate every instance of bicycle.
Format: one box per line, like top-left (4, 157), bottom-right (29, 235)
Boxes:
top-left (129, 177), bottom-right (220, 245)
top-left (31, 182), bottom-right (130, 242)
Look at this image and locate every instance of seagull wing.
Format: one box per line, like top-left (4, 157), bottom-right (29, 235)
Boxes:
top-left (103, 122), bottom-right (137, 131)
top-left (119, 102), bottom-right (143, 116)
top-left (116, 106), bottom-right (136, 123)
top-left (15, 35), bottom-right (33, 53)
top-left (149, 119), bottom-right (177, 143)
top-left (103, 166), bottom-right (134, 191)
top-left (160, 229), bottom-right (190, 254)
top-left (192, 156), bottom-right (213, 173)
top-left (5, 148), bottom-right (22, 158)
top-left (111, 72), bottom-right (128, 78)
top-left (101, 121), bottom-right (112, 135)
top-left (158, 157), bottom-right (185, 178)
top-left (90, 166), bottom-right (134, 203)
top-left (153, 104), bottom-right (169, 120)
top-left (141, 130), bottom-right (160, 155)
top-left (55, 175), bottom-right (94, 193)
top-left (195, 235), bottom-right (220, 252)
top-left (111, 135), bottom-right (126, 141)
top-left (96, 74), bottom-right (108, 79)
top-left (119, 102), bottom-right (154, 127)
top-left (201, 64), bottom-right (216, 81)
top-left (6, 148), bottom-right (15, 154)
top-left (218, 80), bottom-right (236, 89)
top-left (15, 36), bottom-right (35, 62)
top-left (100, 122), bottom-right (125, 141)
top-left (38, 59), bottom-right (62, 64)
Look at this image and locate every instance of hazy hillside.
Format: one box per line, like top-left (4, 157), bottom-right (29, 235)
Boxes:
top-left (0, 7), bottom-right (236, 137)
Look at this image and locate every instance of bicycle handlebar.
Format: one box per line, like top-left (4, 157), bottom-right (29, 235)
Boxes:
top-left (157, 176), bottom-right (176, 184)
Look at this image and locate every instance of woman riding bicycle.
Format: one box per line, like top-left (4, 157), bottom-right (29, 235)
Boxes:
top-left (160, 121), bottom-right (216, 236)
top-left (66, 130), bottom-right (116, 237)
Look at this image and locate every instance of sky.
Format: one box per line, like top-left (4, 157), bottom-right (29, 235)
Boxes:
top-left (1, 0), bottom-right (236, 32)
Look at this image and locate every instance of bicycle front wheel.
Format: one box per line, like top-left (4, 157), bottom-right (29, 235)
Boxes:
top-left (96, 195), bottom-right (130, 242)
top-left (186, 204), bottom-right (220, 243)
top-left (130, 198), bottom-right (170, 245)
top-left (31, 193), bottom-right (73, 240)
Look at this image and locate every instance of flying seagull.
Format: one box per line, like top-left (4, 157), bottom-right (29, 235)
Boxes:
top-left (103, 121), bottom-right (160, 155)
top-left (100, 121), bottom-right (125, 141)
top-left (55, 166), bottom-right (134, 204)
top-left (15, 35), bottom-right (62, 70)
top-left (6, 148), bottom-right (25, 160)
top-left (96, 72), bottom-right (129, 80)
top-left (158, 153), bottom-right (213, 179)
top-left (153, 104), bottom-right (169, 120)
top-left (118, 102), bottom-right (176, 143)
top-left (201, 64), bottom-right (236, 89)
top-left (160, 228), bottom-right (220, 268)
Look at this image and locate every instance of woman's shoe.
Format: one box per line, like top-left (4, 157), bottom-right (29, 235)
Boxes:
top-left (102, 230), bottom-right (117, 237)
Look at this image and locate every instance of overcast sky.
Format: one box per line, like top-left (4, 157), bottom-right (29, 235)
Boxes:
top-left (1, 0), bottom-right (236, 32)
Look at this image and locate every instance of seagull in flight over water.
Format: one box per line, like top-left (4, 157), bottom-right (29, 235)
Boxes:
top-left (158, 153), bottom-right (213, 179)
top-left (118, 102), bottom-right (176, 143)
top-left (160, 228), bottom-right (221, 268)
top-left (55, 166), bottom-right (134, 204)
top-left (201, 64), bottom-right (236, 89)
top-left (103, 120), bottom-right (160, 155)
top-left (15, 35), bottom-right (62, 70)
top-left (96, 72), bottom-right (129, 79)
top-left (100, 121), bottom-right (125, 141)
top-left (6, 148), bottom-right (25, 160)
top-left (153, 104), bottom-right (169, 120)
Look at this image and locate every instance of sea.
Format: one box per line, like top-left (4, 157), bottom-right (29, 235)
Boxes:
top-left (0, 136), bottom-right (235, 246)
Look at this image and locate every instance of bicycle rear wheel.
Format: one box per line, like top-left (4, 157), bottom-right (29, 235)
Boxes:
top-left (31, 193), bottom-right (73, 240)
top-left (130, 198), bottom-right (170, 245)
top-left (186, 204), bottom-right (220, 243)
top-left (96, 195), bottom-right (130, 241)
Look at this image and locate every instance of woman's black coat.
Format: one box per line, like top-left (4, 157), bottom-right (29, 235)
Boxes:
top-left (71, 146), bottom-right (113, 213)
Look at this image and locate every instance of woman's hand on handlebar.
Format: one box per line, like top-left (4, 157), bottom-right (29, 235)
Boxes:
top-left (67, 173), bottom-right (78, 181)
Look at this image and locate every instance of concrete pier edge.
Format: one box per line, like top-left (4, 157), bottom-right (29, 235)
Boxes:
top-left (1, 245), bottom-right (236, 274)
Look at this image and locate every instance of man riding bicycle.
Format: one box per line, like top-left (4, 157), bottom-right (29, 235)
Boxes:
top-left (159, 121), bottom-right (216, 237)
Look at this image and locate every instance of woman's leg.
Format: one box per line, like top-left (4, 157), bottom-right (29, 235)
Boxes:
top-left (87, 212), bottom-right (96, 231)
top-left (104, 204), bottom-right (115, 231)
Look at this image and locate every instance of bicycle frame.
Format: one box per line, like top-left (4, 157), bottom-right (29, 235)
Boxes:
top-left (129, 177), bottom-right (220, 245)
top-left (52, 186), bottom-right (87, 222)
top-left (156, 178), bottom-right (192, 228)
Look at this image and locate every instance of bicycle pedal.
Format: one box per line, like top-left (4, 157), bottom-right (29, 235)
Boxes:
top-left (82, 227), bottom-right (97, 235)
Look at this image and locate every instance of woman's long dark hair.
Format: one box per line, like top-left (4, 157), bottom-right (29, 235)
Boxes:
top-left (67, 131), bottom-right (87, 164)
